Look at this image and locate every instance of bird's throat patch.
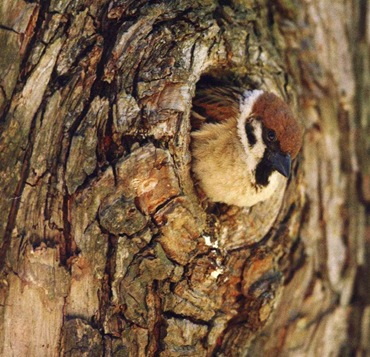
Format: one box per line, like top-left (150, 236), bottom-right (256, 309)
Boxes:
top-left (255, 150), bottom-right (274, 187)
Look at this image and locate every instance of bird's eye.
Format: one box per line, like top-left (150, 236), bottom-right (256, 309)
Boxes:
top-left (267, 129), bottom-right (277, 142)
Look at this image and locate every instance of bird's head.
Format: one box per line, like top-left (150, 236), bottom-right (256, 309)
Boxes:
top-left (237, 91), bottom-right (303, 186)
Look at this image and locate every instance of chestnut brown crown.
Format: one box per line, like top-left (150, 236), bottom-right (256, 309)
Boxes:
top-left (251, 92), bottom-right (302, 159)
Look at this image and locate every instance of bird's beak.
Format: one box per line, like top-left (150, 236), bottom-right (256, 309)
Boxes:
top-left (269, 152), bottom-right (291, 178)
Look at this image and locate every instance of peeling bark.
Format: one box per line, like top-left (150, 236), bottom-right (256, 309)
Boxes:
top-left (0, 1), bottom-right (368, 356)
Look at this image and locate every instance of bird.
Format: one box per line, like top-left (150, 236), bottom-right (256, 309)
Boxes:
top-left (190, 84), bottom-right (303, 207)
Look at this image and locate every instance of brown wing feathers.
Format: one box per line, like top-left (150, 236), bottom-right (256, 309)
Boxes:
top-left (191, 86), bottom-right (242, 129)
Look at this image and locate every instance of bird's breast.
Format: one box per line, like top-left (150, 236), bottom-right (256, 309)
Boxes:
top-left (191, 123), bottom-right (284, 207)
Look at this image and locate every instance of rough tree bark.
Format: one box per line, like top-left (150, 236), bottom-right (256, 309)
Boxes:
top-left (0, 0), bottom-right (368, 356)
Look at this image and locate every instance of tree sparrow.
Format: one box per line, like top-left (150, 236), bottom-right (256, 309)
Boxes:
top-left (190, 84), bottom-right (303, 207)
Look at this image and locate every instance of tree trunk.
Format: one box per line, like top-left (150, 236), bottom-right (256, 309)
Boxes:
top-left (0, 1), bottom-right (368, 356)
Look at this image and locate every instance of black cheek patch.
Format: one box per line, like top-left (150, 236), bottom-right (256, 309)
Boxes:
top-left (255, 150), bottom-right (274, 187)
top-left (245, 123), bottom-right (257, 147)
